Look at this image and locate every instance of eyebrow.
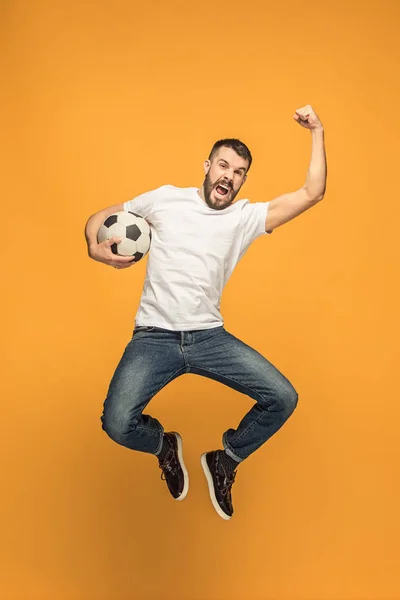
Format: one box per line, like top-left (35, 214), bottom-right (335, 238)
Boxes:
top-left (218, 159), bottom-right (246, 173)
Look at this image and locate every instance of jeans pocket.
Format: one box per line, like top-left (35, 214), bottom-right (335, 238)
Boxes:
top-left (134, 326), bottom-right (157, 333)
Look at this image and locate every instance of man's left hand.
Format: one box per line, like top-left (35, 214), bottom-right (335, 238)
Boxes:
top-left (293, 105), bottom-right (323, 130)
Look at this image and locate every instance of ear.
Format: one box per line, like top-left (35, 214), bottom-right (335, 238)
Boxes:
top-left (204, 159), bottom-right (210, 174)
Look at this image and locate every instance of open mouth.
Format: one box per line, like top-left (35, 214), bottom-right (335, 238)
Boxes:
top-left (215, 184), bottom-right (230, 197)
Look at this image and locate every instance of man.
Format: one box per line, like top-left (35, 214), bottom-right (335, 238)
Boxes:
top-left (84, 105), bottom-right (327, 520)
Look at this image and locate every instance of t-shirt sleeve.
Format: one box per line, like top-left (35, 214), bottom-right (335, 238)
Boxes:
top-left (123, 185), bottom-right (166, 219)
top-left (240, 200), bottom-right (272, 249)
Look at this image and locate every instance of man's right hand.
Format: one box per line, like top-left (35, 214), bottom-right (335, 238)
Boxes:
top-left (88, 237), bottom-right (136, 269)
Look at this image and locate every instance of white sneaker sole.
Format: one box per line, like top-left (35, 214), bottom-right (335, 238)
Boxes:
top-left (171, 432), bottom-right (189, 501)
top-left (200, 453), bottom-right (231, 520)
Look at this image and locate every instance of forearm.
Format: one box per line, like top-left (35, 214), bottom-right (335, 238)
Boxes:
top-left (84, 209), bottom-right (110, 255)
top-left (304, 127), bottom-right (327, 200)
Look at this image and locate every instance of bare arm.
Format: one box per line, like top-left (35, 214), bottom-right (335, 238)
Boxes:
top-left (304, 127), bottom-right (326, 199)
top-left (265, 106), bottom-right (327, 232)
top-left (84, 203), bottom-right (136, 269)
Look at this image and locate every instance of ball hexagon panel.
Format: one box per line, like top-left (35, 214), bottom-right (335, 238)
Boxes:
top-left (136, 233), bottom-right (151, 254)
top-left (117, 237), bottom-right (138, 256)
top-left (97, 211), bottom-right (151, 261)
top-left (107, 222), bottom-right (127, 239)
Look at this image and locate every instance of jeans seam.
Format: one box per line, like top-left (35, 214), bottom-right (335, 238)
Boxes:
top-left (134, 366), bottom-right (187, 453)
top-left (231, 409), bottom-right (269, 443)
top-left (192, 365), bottom-right (266, 404)
top-left (135, 425), bottom-right (161, 435)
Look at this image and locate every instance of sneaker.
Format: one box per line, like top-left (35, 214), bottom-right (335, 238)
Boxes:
top-left (201, 450), bottom-right (237, 520)
top-left (158, 432), bottom-right (189, 501)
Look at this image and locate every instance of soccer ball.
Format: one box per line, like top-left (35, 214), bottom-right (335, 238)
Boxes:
top-left (97, 211), bottom-right (151, 262)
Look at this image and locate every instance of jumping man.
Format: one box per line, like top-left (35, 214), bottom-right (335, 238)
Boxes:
top-left (84, 105), bottom-right (327, 520)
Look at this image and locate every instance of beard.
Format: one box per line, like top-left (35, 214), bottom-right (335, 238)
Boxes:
top-left (202, 172), bottom-right (240, 210)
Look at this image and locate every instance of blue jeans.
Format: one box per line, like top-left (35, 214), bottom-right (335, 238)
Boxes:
top-left (101, 326), bottom-right (298, 462)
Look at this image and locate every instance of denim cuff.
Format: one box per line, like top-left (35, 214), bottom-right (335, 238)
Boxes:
top-left (153, 425), bottom-right (165, 455)
top-left (222, 432), bottom-right (245, 463)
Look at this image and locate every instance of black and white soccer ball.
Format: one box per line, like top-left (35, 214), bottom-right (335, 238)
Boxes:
top-left (97, 211), bottom-right (151, 262)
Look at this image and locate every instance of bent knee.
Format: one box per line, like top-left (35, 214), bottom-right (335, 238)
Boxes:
top-left (273, 384), bottom-right (298, 414)
top-left (283, 385), bottom-right (298, 413)
top-left (101, 413), bottom-right (137, 444)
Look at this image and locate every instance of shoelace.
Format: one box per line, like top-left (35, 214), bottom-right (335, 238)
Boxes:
top-left (159, 447), bottom-right (177, 481)
top-left (216, 457), bottom-right (237, 497)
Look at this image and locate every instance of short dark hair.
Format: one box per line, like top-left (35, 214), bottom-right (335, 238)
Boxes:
top-left (208, 138), bottom-right (252, 173)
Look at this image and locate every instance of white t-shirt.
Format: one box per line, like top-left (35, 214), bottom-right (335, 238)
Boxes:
top-left (123, 184), bottom-right (271, 331)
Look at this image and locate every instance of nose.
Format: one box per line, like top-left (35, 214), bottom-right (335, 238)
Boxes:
top-left (222, 172), bottom-right (234, 185)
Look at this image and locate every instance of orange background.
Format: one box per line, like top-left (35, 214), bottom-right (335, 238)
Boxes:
top-left (2, 1), bottom-right (400, 599)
